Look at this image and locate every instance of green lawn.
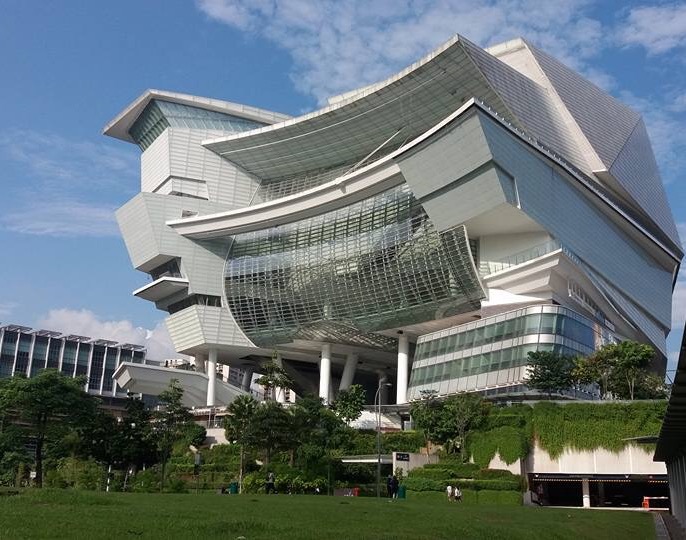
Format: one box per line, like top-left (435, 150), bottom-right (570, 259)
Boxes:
top-left (0, 490), bottom-right (655, 540)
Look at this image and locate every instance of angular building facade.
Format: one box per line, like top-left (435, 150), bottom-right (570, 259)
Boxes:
top-left (106, 36), bottom-right (682, 407)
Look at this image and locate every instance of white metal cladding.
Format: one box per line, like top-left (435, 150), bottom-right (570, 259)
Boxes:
top-left (203, 38), bottom-right (513, 180)
top-left (525, 43), bottom-right (640, 170)
top-left (608, 119), bottom-right (680, 244)
top-left (141, 129), bottom-right (171, 193)
top-left (167, 128), bottom-right (262, 207)
top-left (165, 305), bottom-right (253, 352)
top-left (475, 112), bottom-right (674, 331)
top-left (488, 39), bottom-right (679, 247)
top-left (397, 107), bottom-right (674, 343)
top-left (116, 193), bottom-right (231, 297)
top-left (460, 38), bottom-right (592, 173)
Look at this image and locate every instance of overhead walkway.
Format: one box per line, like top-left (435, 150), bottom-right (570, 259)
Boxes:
top-left (113, 362), bottom-right (248, 407)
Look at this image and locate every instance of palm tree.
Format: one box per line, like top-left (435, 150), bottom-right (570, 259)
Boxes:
top-left (224, 395), bottom-right (258, 493)
top-left (255, 353), bottom-right (294, 401)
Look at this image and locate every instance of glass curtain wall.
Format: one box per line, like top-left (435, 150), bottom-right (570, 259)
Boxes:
top-left (225, 184), bottom-right (484, 348)
top-left (408, 305), bottom-right (616, 396)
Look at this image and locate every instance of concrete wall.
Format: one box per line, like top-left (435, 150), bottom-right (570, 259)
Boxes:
top-left (393, 452), bottom-right (439, 477)
top-left (486, 441), bottom-right (666, 476)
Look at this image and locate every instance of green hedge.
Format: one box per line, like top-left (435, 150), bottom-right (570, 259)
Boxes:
top-left (475, 469), bottom-right (515, 480)
top-left (403, 477), bottom-right (520, 492)
top-left (420, 462), bottom-right (480, 477)
top-left (241, 470), bottom-right (326, 494)
top-left (410, 465), bottom-right (515, 481)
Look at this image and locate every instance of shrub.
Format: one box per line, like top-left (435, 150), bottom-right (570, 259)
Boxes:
top-left (165, 476), bottom-right (188, 493)
top-left (422, 462), bottom-right (480, 477)
top-left (130, 468), bottom-right (162, 493)
top-left (403, 476), bottom-right (520, 492)
top-left (45, 458), bottom-right (105, 490)
top-left (475, 469), bottom-right (516, 480)
top-left (382, 431), bottom-right (425, 453)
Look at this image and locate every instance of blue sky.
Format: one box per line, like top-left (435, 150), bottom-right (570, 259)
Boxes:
top-left (0, 0), bottom-right (684, 367)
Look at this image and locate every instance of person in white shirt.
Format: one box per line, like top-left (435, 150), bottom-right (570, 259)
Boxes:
top-left (446, 484), bottom-right (453, 502)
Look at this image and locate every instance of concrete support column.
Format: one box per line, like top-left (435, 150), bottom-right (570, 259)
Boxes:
top-left (206, 349), bottom-right (217, 407)
top-left (582, 478), bottom-right (590, 508)
top-left (319, 343), bottom-right (332, 404)
top-left (396, 332), bottom-right (409, 404)
top-left (195, 354), bottom-right (206, 374)
top-left (339, 353), bottom-right (358, 392)
top-left (241, 367), bottom-right (254, 392)
top-left (274, 353), bottom-right (286, 404)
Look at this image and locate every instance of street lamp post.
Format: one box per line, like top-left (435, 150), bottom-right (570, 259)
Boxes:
top-left (375, 378), bottom-right (392, 498)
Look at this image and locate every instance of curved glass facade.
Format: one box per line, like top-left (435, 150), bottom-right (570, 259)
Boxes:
top-left (224, 184), bottom-right (485, 348)
top-left (408, 305), bottom-right (617, 397)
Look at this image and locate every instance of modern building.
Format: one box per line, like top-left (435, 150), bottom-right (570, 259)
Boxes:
top-left (655, 324), bottom-right (686, 526)
top-left (0, 323), bottom-right (146, 402)
top-left (106, 35), bottom-right (682, 408)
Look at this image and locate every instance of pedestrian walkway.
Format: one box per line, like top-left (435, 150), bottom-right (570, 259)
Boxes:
top-left (656, 512), bottom-right (686, 540)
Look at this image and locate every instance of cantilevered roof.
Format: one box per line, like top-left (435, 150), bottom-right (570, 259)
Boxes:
top-left (133, 276), bottom-right (189, 302)
top-left (114, 362), bottom-right (248, 407)
top-left (202, 35), bottom-right (513, 180)
top-left (103, 89), bottom-right (291, 144)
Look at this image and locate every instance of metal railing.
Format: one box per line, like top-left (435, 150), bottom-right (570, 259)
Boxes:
top-left (481, 239), bottom-right (561, 275)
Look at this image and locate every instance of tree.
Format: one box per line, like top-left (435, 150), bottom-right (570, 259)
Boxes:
top-left (224, 394), bottom-right (258, 493)
top-left (154, 379), bottom-right (195, 489)
top-left (442, 394), bottom-right (487, 462)
top-left (245, 400), bottom-right (292, 466)
top-left (635, 372), bottom-right (669, 399)
top-left (119, 397), bottom-right (157, 473)
top-left (605, 341), bottom-right (654, 400)
top-left (332, 384), bottom-right (366, 424)
top-left (525, 351), bottom-right (574, 397)
top-left (255, 354), bottom-right (294, 401)
top-left (0, 370), bottom-right (99, 487)
top-left (580, 341), bottom-right (657, 400)
top-left (409, 390), bottom-right (444, 455)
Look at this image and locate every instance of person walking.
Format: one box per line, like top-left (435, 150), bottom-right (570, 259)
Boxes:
top-left (454, 485), bottom-right (462, 502)
top-left (386, 474), bottom-right (394, 498)
top-left (446, 484), bottom-right (453, 502)
top-left (265, 471), bottom-right (275, 494)
top-left (391, 475), bottom-right (399, 499)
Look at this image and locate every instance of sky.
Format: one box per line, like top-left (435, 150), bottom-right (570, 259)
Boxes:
top-left (0, 0), bottom-right (684, 368)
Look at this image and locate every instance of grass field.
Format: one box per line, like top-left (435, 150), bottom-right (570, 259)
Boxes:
top-left (0, 490), bottom-right (656, 539)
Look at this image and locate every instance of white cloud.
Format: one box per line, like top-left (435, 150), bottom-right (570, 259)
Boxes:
top-left (36, 308), bottom-right (178, 361)
top-left (0, 130), bottom-right (137, 193)
top-left (0, 198), bottom-right (118, 237)
top-left (0, 130), bottom-right (137, 238)
top-left (616, 3), bottom-right (686, 55)
top-left (197, 0), bottom-right (606, 103)
top-left (0, 302), bottom-right (17, 320)
top-left (618, 91), bottom-right (686, 184)
top-left (669, 92), bottom-right (686, 113)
